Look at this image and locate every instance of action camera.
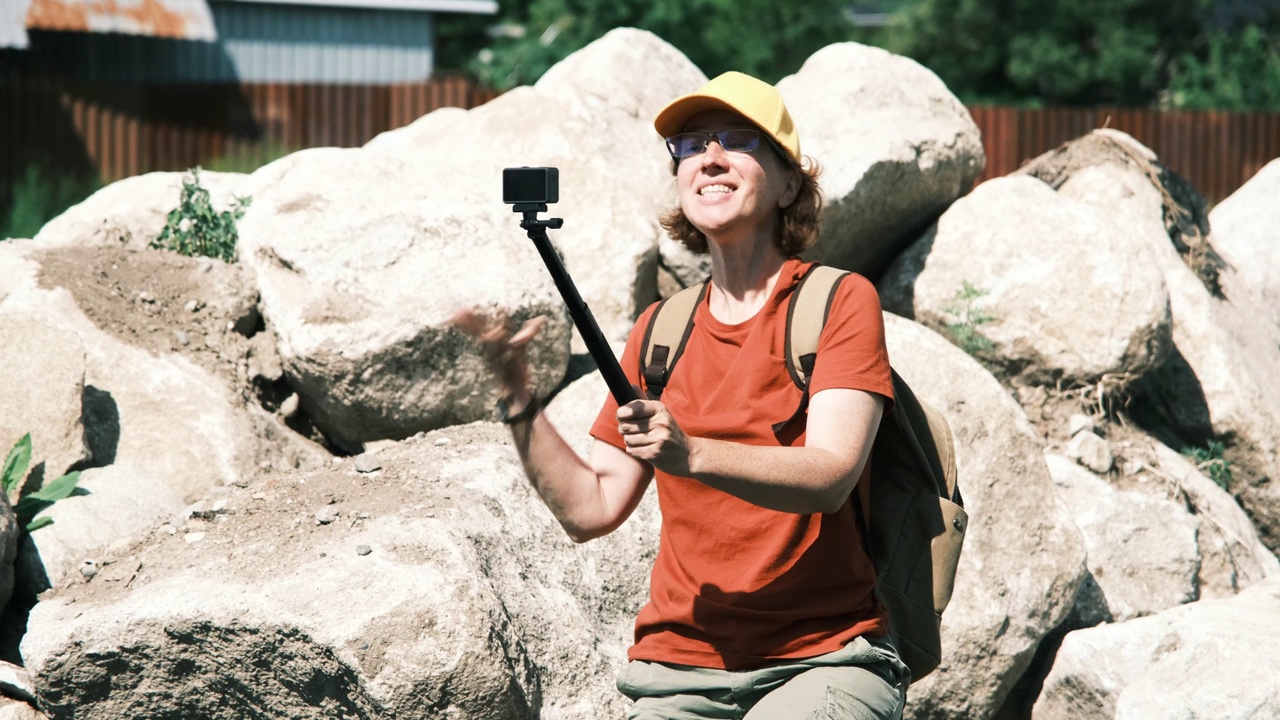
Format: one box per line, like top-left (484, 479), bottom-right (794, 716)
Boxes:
top-left (503, 167), bottom-right (559, 205)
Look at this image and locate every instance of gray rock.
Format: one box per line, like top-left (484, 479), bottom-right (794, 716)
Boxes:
top-left (21, 422), bottom-right (661, 720)
top-left (0, 317), bottom-right (90, 485)
top-left (0, 656), bottom-right (34, 702)
top-left (0, 699), bottom-right (46, 720)
top-left (1145, 442), bottom-right (1279, 599)
top-left (1066, 431), bottom-right (1114, 474)
top-left (880, 175), bottom-right (1172, 386)
top-left (1033, 577), bottom-right (1280, 719)
top-left (1210, 158), bottom-right (1280, 330)
top-left (1046, 454), bottom-right (1198, 623)
top-left (0, 242), bottom-right (262, 594)
top-left (778, 42), bottom-right (986, 278)
top-left (1056, 149), bottom-right (1280, 554)
top-left (353, 453), bottom-right (381, 474)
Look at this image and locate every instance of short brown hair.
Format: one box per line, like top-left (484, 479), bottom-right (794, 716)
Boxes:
top-left (659, 156), bottom-right (823, 257)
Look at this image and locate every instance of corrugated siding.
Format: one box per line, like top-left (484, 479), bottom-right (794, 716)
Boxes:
top-left (0, 66), bottom-right (499, 212)
top-left (212, 1), bottom-right (434, 83)
top-left (21, 1), bottom-right (435, 83)
top-left (968, 106), bottom-right (1280, 204)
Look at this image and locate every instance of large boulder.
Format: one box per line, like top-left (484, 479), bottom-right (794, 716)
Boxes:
top-left (1046, 453), bottom-right (1200, 623)
top-left (1046, 140), bottom-right (1280, 554)
top-left (880, 175), bottom-right (1171, 387)
top-left (21, 389), bottom-right (661, 719)
top-left (1209, 158), bottom-right (1280, 328)
top-left (778, 42), bottom-right (985, 278)
top-left (882, 314), bottom-right (1087, 719)
top-left (236, 146), bottom-right (572, 450)
top-left (0, 241), bottom-right (265, 594)
top-left (0, 319), bottom-right (89, 489)
top-left (1032, 576), bottom-right (1280, 718)
top-left (235, 28), bottom-right (706, 449)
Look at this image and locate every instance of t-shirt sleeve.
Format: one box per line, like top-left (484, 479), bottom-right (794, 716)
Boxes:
top-left (589, 303), bottom-right (659, 451)
top-left (808, 273), bottom-right (895, 408)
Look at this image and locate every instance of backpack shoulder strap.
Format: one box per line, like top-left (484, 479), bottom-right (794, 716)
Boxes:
top-left (785, 264), bottom-right (850, 391)
top-left (639, 281), bottom-right (708, 400)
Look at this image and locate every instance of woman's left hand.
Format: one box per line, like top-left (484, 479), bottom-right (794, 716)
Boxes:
top-left (617, 400), bottom-right (695, 476)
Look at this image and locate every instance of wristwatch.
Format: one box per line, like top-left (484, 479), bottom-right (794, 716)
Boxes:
top-left (496, 393), bottom-right (541, 425)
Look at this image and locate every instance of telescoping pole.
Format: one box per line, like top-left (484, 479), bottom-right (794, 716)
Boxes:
top-left (517, 207), bottom-right (638, 406)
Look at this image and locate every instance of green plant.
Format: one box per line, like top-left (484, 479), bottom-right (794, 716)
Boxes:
top-left (3, 433), bottom-right (82, 532)
top-left (150, 167), bottom-right (250, 263)
top-left (941, 281), bottom-right (997, 356)
top-left (1183, 440), bottom-right (1233, 489)
top-left (2, 164), bottom-right (102, 240)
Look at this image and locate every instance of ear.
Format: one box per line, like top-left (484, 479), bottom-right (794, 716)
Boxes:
top-left (778, 166), bottom-right (802, 209)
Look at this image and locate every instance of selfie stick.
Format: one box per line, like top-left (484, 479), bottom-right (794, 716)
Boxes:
top-left (514, 203), bottom-right (639, 406)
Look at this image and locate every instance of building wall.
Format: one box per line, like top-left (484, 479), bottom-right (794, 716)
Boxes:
top-left (22, 1), bottom-right (437, 84)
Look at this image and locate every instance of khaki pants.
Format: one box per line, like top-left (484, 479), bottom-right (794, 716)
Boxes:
top-left (616, 635), bottom-right (910, 720)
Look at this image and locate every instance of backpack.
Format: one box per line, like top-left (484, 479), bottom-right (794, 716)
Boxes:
top-left (638, 264), bottom-right (967, 684)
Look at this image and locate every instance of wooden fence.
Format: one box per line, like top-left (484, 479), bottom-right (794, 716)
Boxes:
top-left (3, 67), bottom-right (1279, 215)
top-left (0, 67), bottom-right (499, 212)
top-left (969, 106), bottom-right (1280, 204)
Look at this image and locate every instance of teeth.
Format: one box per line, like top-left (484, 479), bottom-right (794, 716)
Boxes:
top-left (700, 185), bottom-right (732, 195)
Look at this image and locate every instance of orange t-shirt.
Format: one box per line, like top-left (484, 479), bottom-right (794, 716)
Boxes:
top-left (590, 258), bottom-right (895, 670)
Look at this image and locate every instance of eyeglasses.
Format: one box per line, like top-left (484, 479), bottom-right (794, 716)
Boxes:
top-left (665, 129), bottom-right (763, 159)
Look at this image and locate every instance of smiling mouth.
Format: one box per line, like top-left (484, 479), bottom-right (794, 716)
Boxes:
top-left (699, 184), bottom-right (733, 196)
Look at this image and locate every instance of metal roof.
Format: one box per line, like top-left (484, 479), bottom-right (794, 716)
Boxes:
top-left (0, 0), bottom-right (495, 49)
top-left (22, 0), bottom-right (218, 41)
top-left (216, 0), bottom-right (497, 13)
top-left (2, 0), bottom-right (34, 48)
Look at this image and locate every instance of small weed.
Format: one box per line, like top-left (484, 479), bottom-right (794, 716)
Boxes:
top-left (942, 281), bottom-right (996, 356)
top-left (150, 167), bottom-right (250, 263)
top-left (1182, 440), bottom-right (1233, 490)
top-left (3, 433), bottom-right (82, 532)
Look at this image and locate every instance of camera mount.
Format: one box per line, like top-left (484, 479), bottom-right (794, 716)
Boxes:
top-left (509, 198), bottom-right (637, 406)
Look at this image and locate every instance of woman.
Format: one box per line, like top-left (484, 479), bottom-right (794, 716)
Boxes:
top-left (458, 71), bottom-right (907, 719)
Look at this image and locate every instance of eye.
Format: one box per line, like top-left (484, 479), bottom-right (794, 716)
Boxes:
top-left (719, 129), bottom-right (760, 153)
top-left (666, 132), bottom-right (709, 158)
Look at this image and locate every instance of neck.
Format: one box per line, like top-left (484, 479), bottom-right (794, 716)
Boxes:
top-left (705, 232), bottom-right (789, 324)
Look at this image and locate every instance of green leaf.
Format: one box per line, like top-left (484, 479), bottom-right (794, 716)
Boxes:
top-left (25, 470), bottom-right (81, 503)
top-left (25, 516), bottom-right (53, 532)
top-left (2, 433), bottom-right (32, 494)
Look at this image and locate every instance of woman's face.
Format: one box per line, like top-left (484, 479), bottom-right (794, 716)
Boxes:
top-left (674, 109), bottom-right (799, 245)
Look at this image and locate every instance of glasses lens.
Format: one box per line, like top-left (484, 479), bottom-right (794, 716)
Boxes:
top-left (718, 129), bottom-right (760, 153)
top-left (666, 132), bottom-right (708, 158)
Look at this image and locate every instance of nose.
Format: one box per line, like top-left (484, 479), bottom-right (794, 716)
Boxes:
top-left (700, 134), bottom-right (730, 165)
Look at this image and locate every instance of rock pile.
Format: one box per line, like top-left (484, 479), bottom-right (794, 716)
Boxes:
top-left (2, 27), bottom-right (1278, 720)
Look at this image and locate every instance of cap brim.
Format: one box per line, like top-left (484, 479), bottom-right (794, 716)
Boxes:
top-left (654, 95), bottom-right (745, 138)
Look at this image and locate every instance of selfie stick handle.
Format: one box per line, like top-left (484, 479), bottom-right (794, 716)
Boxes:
top-left (517, 205), bottom-right (638, 406)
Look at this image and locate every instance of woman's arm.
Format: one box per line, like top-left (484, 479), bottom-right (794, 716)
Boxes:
top-left (617, 387), bottom-right (883, 514)
top-left (455, 310), bottom-right (653, 542)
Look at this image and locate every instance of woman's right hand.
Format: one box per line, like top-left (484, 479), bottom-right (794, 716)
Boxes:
top-left (452, 308), bottom-right (547, 405)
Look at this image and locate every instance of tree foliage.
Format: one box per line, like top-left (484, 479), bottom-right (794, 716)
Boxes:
top-left (1166, 21), bottom-right (1280, 110)
top-left (878, 0), bottom-right (1210, 105)
top-left (451, 0), bottom-right (855, 89)
top-left (438, 0), bottom-right (1280, 111)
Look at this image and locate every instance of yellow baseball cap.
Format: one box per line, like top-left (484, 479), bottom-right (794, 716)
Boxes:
top-left (654, 71), bottom-right (800, 164)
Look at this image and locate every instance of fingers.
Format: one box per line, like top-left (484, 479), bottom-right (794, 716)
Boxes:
top-left (617, 399), bottom-right (659, 421)
top-left (452, 309), bottom-right (547, 393)
top-left (510, 315), bottom-right (547, 346)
